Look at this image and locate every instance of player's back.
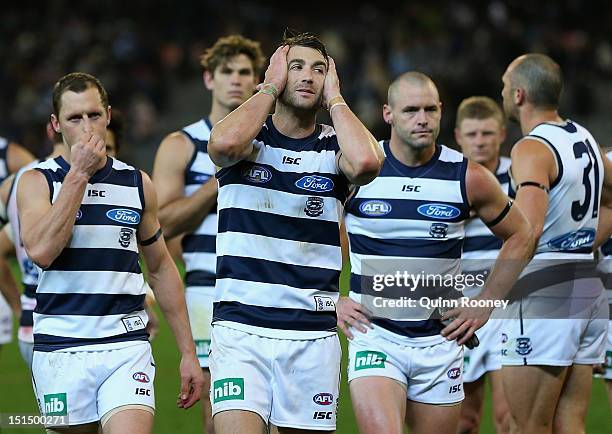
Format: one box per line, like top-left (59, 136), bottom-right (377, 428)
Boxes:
top-left (520, 120), bottom-right (604, 258)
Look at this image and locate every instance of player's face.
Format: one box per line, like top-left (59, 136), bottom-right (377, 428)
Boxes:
top-left (389, 82), bottom-right (441, 150)
top-left (456, 117), bottom-right (505, 166)
top-left (501, 69), bottom-right (519, 123)
top-left (105, 129), bottom-right (117, 158)
top-left (280, 46), bottom-right (327, 112)
top-left (52, 87), bottom-right (110, 149)
top-left (207, 54), bottom-right (257, 110)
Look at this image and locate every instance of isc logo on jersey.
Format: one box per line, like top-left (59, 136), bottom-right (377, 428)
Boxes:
top-left (359, 200), bottom-right (392, 216)
top-left (547, 229), bottom-right (595, 251)
top-left (213, 378), bottom-right (244, 403)
top-left (44, 393), bottom-right (67, 416)
top-left (242, 165), bottom-right (271, 183)
top-left (295, 175), bottom-right (334, 193)
top-left (354, 350), bottom-right (387, 370)
top-left (106, 209), bottom-right (141, 225)
top-left (417, 203), bottom-right (460, 220)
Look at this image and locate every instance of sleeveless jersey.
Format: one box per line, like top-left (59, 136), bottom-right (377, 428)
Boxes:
top-left (180, 118), bottom-right (217, 292)
top-left (214, 116), bottom-right (348, 339)
top-left (33, 156), bottom-right (149, 351)
top-left (345, 141), bottom-right (470, 343)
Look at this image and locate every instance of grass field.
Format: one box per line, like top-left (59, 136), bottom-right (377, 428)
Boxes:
top-left (0, 263), bottom-right (610, 433)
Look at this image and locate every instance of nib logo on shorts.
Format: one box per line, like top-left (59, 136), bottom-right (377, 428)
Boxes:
top-left (44, 393), bottom-right (67, 416)
top-left (354, 350), bottom-right (386, 370)
top-left (213, 378), bottom-right (244, 403)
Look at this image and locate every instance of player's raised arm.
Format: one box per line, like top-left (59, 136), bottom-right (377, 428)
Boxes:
top-left (137, 171), bottom-right (204, 409)
top-left (17, 132), bottom-right (105, 268)
top-left (442, 161), bottom-right (534, 343)
top-left (208, 45), bottom-right (289, 167)
top-left (325, 57), bottom-right (384, 185)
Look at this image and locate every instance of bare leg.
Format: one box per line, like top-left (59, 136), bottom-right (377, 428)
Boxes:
top-left (213, 409), bottom-right (266, 434)
top-left (350, 376), bottom-right (406, 434)
top-left (456, 376), bottom-right (485, 434)
top-left (553, 364), bottom-right (592, 434)
top-left (405, 399), bottom-right (461, 434)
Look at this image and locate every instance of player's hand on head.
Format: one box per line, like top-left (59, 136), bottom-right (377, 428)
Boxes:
top-left (71, 131), bottom-right (106, 178)
top-left (322, 56), bottom-right (342, 108)
top-left (262, 45), bottom-right (290, 95)
top-left (176, 354), bottom-right (205, 409)
top-left (336, 296), bottom-right (372, 340)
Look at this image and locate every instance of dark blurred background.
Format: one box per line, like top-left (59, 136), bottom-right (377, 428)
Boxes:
top-left (2, 0), bottom-right (611, 171)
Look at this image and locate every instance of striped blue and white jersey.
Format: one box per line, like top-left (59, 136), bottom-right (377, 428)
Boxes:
top-left (7, 160), bottom-right (41, 341)
top-left (214, 117), bottom-right (348, 339)
top-left (181, 119), bottom-right (217, 293)
top-left (0, 137), bottom-right (10, 183)
top-left (510, 120), bottom-right (605, 297)
top-left (598, 150), bottom-right (612, 305)
top-left (345, 141), bottom-right (470, 345)
top-left (462, 156), bottom-right (511, 297)
top-left (33, 156), bottom-right (149, 352)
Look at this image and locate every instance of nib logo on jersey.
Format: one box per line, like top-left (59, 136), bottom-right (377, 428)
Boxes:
top-left (354, 350), bottom-right (386, 370)
top-left (44, 393), bottom-right (67, 416)
top-left (213, 378), bottom-right (244, 403)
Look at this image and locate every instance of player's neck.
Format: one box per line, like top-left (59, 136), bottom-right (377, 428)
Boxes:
top-left (208, 100), bottom-right (232, 125)
top-left (271, 103), bottom-right (317, 139)
top-left (389, 136), bottom-right (436, 167)
top-left (482, 156), bottom-right (500, 173)
top-left (519, 107), bottom-right (562, 135)
top-left (48, 143), bottom-right (67, 160)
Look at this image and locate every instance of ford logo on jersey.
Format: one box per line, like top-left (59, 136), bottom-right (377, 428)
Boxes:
top-left (106, 209), bottom-right (141, 225)
top-left (417, 203), bottom-right (461, 220)
top-left (547, 229), bottom-right (595, 251)
top-left (295, 175), bottom-right (334, 193)
top-left (242, 165), bottom-right (272, 183)
top-left (359, 200), bottom-right (392, 216)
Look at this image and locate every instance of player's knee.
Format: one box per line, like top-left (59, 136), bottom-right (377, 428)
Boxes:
top-left (457, 411), bottom-right (480, 434)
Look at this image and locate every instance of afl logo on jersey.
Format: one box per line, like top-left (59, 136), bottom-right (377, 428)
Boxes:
top-left (76, 209), bottom-right (83, 220)
top-left (547, 229), bottom-right (595, 251)
top-left (106, 209), bottom-right (141, 225)
top-left (295, 175), bottom-right (334, 193)
top-left (132, 372), bottom-right (150, 383)
top-left (359, 200), bottom-right (392, 216)
top-left (242, 165), bottom-right (271, 183)
top-left (417, 203), bottom-right (461, 220)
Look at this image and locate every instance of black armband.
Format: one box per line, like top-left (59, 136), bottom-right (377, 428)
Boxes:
top-left (485, 200), bottom-right (513, 228)
top-left (516, 181), bottom-right (550, 194)
top-left (139, 228), bottom-right (163, 246)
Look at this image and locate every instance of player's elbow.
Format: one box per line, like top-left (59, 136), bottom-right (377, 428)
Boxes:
top-left (515, 223), bottom-right (536, 260)
top-left (345, 154), bottom-right (384, 186)
top-left (26, 246), bottom-right (56, 269)
top-left (208, 132), bottom-right (248, 167)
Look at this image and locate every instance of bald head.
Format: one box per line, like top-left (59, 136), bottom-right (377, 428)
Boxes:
top-left (506, 54), bottom-right (562, 109)
top-left (388, 71), bottom-right (439, 108)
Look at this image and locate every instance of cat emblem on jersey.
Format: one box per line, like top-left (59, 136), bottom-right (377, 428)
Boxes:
top-left (305, 196), bottom-right (324, 217)
top-left (429, 223), bottom-right (448, 238)
top-left (119, 227), bottom-right (134, 248)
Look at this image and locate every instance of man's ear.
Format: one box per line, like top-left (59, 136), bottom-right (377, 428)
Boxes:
top-left (50, 114), bottom-right (61, 133)
top-left (204, 71), bottom-right (214, 91)
top-left (382, 104), bottom-right (393, 125)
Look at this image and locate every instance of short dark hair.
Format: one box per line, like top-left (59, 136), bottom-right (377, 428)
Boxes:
top-left (510, 54), bottom-right (563, 109)
top-left (107, 109), bottom-right (125, 154)
top-left (456, 96), bottom-right (504, 128)
top-left (52, 72), bottom-right (109, 115)
top-left (200, 34), bottom-right (265, 75)
top-left (281, 28), bottom-right (328, 62)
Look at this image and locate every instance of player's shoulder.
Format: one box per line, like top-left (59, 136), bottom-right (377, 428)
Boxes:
top-left (438, 144), bottom-right (465, 163)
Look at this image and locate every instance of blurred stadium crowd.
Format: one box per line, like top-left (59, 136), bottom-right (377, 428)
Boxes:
top-left (1, 0), bottom-right (612, 170)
